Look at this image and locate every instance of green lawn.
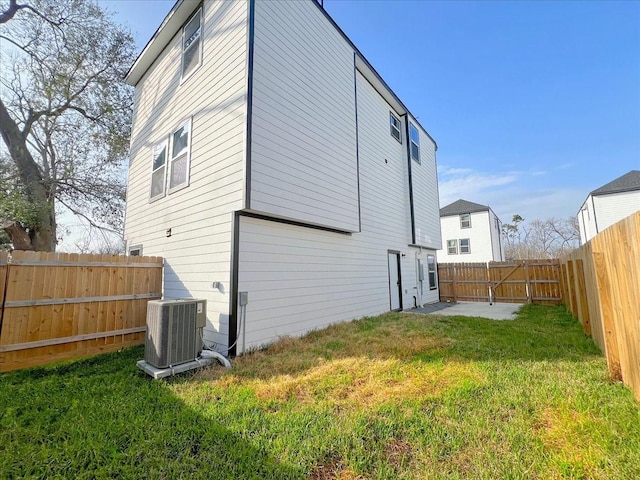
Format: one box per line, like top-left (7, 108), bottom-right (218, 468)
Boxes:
top-left (1, 305), bottom-right (639, 479)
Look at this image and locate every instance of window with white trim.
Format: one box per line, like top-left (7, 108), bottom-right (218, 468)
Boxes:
top-left (427, 255), bottom-right (437, 290)
top-left (150, 140), bottom-right (168, 200)
top-left (460, 213), bottom-right (471, 228)
top-left (409, 123), bottom-right (420, 163)
top-left (129, 245), bottom-right (142, 256)
top-left (182, 8), bottom-right (202, 79)
top-left (169, 119), bottom-right (192, 191)
top-left (447, 239), bottom-right (458, 254)
top-left (390, 112), bottom-right (402, 143)
top-left (460, 238), bottom-right (471, 254)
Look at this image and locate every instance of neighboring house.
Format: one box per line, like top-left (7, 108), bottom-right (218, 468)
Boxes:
top-left (123, 0), bottom-right (441, 355)
top-left (437, 199), bottom-right (504, 263)
top-left (578, 170), bottom-right (640, 244)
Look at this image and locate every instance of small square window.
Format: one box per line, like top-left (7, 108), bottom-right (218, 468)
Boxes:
top-left (129, 245), bottom-right (142, 256)
top-left (409, 123), bottom-right (420, 163)
top-left (389, 112), bottom-right (402, 143)
top-left (460, 238), bottom-right (471, 254)
top-left (447, 239), bottom-right (458, 255)
top-left (182, 8), bottom-right (202, 79)
top-left (460, 213), bottom-right (471, 228)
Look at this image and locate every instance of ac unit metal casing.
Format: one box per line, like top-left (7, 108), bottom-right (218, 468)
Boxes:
top-left (144, 299), bottom-right (206, 369)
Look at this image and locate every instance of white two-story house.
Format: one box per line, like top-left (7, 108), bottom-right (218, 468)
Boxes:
top-left (123, 0), bottom-right (441, 355)
top-left (437, 199), bottom-right (504, 263)
top-left (578, 170), bottom-right (640, 244)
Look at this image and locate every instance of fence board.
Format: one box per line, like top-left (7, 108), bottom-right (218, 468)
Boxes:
top-left (0, 251), bottom-right (163, 372)
top-left (561, 211), bottom-right (639, 401)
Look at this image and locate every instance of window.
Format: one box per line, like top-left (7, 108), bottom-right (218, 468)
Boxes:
top-left (169, 119), bottom-right (192, 191)
top-left (447, 239), bottom-right (458, 254)
top-left (150, 140), bottom-right (168, 200)
top-left (182, 8), bottom-right (202, 78)
top-left (128, 245), bottom-right (142, 256)
top-left (460, 213), bottom-right (471, 228)
top-left (460, 238), bottom-right (471, 254)
top-left (409, 123), bottom-right (420, 163)
top-left (389, 112), bottom-right (402, 143)
top-left (427, 255), bottom-right (437, 290)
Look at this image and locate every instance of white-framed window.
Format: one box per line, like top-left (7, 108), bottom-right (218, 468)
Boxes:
top-left (460, 238), bottom-right (471, 254)
top-left (150, 140), bottom-right (168, 200)
top-left (427, 255), bottom-right (437, 290)
top-left (460, 213), bottom-right (471, 228)
top-left (169, 119), bottom-right (192, 192)
top-left (409, 123), bottom-right (420, 163)
top-left (128, 245), bottom-right (142, 256)
top-left (447, 239), bottom-right (458, 254)
top-left (182, 8), bottom-right (203, 79)
top-left (390, 112), bottom-right (402, 143)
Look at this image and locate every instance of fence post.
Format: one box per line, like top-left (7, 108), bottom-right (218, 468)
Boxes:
top-left (524, 261), bottom-right (532, 303)
top-left (575, 259), bottom-right (591, 336)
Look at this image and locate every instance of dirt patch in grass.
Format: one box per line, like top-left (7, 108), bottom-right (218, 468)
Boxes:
top-left (385, 438), bottom-right (413, 472)
top-left (309, 454), bottom-right (365, 480)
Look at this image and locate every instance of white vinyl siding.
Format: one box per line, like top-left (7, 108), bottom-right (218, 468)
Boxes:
top-left (579, 191), bottom-right (640, 243)
top-left (235, 68), bottom-right (439, 351)
top-left (250, 0), bottom-right (359, 232)
top-left (409, 117), bottom-right (441, 249)
top-left (124, 0), bottom-right (248, 349)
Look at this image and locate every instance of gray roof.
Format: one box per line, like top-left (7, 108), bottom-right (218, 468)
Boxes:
top-left (591, 170), bottom-right (640, 196)
top-left (440, 199), bottom-right (489, 217)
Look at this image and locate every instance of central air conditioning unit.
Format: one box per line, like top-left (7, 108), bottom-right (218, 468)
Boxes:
top-left (144, 298), bottom-right (207, 369)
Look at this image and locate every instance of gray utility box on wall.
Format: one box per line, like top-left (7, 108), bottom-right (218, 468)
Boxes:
top-left (144, 298), bottom-right (207, 369)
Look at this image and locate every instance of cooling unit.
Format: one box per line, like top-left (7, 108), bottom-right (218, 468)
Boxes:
top-left (144, 298), bottom-right (206, 369)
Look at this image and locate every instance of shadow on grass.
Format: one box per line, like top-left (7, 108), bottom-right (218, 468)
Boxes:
top-left (0, 348), bottom-right (302, 480)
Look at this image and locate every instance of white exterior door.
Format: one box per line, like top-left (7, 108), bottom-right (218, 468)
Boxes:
top-left (388, 252), bottom-right (401, 311)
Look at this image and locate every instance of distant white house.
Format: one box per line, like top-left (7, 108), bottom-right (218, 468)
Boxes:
top-left (123, 0), bottom-right (442, 355)
top-left (437, 199), bottom-right (504, 263)
top-left (578, 170), bottom-right (640, 244)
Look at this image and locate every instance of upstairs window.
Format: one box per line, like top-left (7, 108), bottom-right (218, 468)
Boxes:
top-left (447, 239), bottom-right (458, 254)
top-left (427, 255), bottom-right (437, 290)
top-left (169, 119), bottom-right (192, 191)
top-left (409, 123), bottom-right (420, 163)
top-left (182, 8), bottom-right (202, 79)
top-left (150, 140), bottom-right (168, 200)
top-left (460, 238), bottom-right (471, 254)
top-left (460, 213), bottom-right (471, 228)
top-left (389, 112), bottom-right (402, 143)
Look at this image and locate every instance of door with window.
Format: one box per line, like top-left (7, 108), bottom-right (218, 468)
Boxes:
top-left (387, 252), bottom-right (402, 311)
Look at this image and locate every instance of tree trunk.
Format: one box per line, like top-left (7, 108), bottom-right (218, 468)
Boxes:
top-left (0, 98), bottom-right (56, 251)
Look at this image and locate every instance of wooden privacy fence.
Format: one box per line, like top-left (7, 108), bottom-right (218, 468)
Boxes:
top-left (561, 211), bottom-right (640, 401)
top-left (0, 251), bottom-right (163, 372)
top-left (438, 259), bottom-right (562, 305)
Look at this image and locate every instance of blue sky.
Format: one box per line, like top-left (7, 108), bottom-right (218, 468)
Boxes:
top-left (104, 0), bottom-right (640, 224)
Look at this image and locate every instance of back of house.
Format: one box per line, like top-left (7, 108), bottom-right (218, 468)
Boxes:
top-left (124, 0), bottom-right (441, 354)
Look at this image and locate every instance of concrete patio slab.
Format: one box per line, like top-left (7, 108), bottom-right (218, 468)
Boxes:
top-left (407, 301), bottom-right (521, 320)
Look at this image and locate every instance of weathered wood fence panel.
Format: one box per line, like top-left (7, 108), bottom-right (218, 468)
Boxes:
top-left (438, 262), bottom-right (488, 302)
top-left (561, 211), bottom-right (639, 401)
top-left (438, 260), bottom-right (562, 305)
top-left (0, 251), bottom-right (163, 372)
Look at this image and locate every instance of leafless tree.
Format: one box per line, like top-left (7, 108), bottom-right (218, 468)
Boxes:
top-left (502, 215), bottom-right (579, 259)
top-left (0, 0), bottom-right (135, 251)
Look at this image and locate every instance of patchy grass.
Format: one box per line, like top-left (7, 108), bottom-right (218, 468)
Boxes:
top-left (1, 304), bottom-right (639, 479)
